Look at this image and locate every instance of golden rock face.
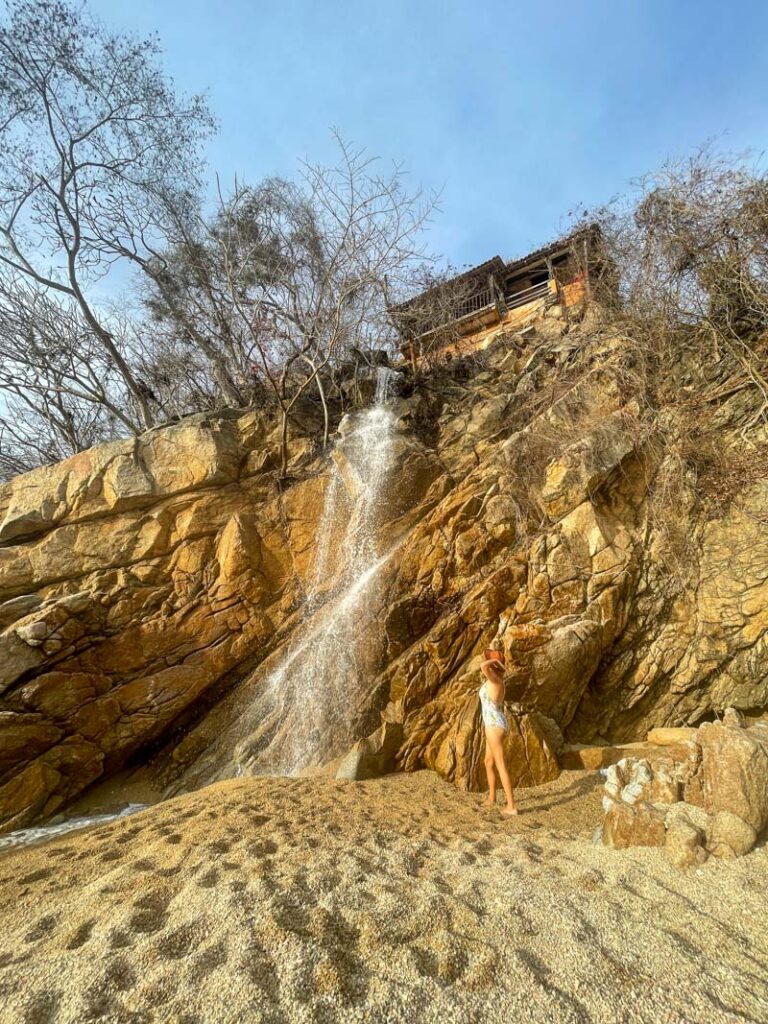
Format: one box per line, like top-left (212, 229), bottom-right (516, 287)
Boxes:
top-left (1, 313), bottom-right (768, 831)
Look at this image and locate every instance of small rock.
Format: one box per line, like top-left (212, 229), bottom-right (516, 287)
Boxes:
top-left (665, 817), bottom-right (706, 869)
top-left (59, 592), bottom-right (91, 615)
top-left (0, 595), bottom-right (43, 630)
top-left (664, 802), bottom-right (710, 832)
top-left (706, 811), bottom-right (757, 859)
top-left (335, 721), bottom-right (404, 781)
top-left (21, 620), bottom-right (48, 641)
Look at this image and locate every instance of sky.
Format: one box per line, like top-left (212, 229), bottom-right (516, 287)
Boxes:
top-left (87, 1), bottom-right (768, 270)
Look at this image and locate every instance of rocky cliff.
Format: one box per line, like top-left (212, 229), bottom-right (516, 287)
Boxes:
top-left (1, 305), bottom-right (767, 831)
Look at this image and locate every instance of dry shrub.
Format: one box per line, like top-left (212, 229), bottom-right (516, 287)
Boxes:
top-left (569, 148), bottom-right (768, 579)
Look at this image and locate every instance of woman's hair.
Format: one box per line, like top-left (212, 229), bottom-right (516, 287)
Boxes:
top-left (484, 647), bottom-right (506, 666)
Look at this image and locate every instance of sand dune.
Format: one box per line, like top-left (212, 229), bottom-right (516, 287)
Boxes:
top-left (0, 770), bottom-right (766, 1024)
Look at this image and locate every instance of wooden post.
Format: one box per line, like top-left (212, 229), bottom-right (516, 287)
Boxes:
top-left (583, 235), bottom-right (592, 304)
top-left (489, 273), bottom-right (507, 318)
top-left (545, 256), bottom-right (561, 307)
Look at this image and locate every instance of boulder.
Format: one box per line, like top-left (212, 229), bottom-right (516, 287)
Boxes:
top-left (334, 722), bottom-right (404, 782)
top-left (665, 816), bottom-right (707, 869)
top-left (706, 811), bottom-right (758, 859)
top-left (599, 718), bottom-right (768, 865)
top-left (603, 800), bottom-right (666, 849)
top-left (698, 721), bottom-right (768, 834)
top-left (562, 742), bottom-right (691, 772)
top-left (647, 727), bottom-right (697, 746)
top-left (413, 684), bottom-right (561, 794)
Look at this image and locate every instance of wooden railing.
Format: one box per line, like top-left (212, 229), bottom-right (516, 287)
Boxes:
top-left (456, 288), bottom-right (493, 318)
top-left (412, 277), bottom-right (557, 342)
top-left (503, 279), bottom-right (554, 311)
top-left (457, 279), bottom-right (555, 320)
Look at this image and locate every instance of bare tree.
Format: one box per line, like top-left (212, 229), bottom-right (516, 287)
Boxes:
top-left (387, 263), bottom-right (476, 371)
top-left (0, 280), bottom-right (142, 478)
top-left (143, 136), bottom-right (437, 475)
top-left (0, 0), bottom-right (214, 431)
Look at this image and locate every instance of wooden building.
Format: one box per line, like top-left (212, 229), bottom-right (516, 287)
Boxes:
top-left (393, 227), bottom-right (600, 363)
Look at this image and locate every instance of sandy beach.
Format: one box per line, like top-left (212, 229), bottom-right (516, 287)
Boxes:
top-left (0, 770), bottom-right (766, 1024)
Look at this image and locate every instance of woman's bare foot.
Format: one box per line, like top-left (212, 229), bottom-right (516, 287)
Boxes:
top-left (501, 804), bottom-right (519, 816)
top-left (482, 796), bottom-right (496, 808)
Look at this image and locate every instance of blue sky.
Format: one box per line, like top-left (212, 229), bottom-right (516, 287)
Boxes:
top-left (100, 0), bottom-right (768, 271)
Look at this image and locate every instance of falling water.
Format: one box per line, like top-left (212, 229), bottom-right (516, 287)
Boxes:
top-left (236, 366), bottom-right (403, 775)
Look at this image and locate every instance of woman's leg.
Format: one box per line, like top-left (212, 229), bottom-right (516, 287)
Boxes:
top-left (487, 727), bottom-right (518, 815)
top-left (483, 735), bottom-right (496, 806)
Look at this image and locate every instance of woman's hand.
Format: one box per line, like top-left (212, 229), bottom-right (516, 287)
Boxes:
top-left (480, 659), bottom-right (504, 685)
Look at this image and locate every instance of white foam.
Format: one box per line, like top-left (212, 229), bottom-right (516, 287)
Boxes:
top-left (0, 803), bottom-right (147, 852)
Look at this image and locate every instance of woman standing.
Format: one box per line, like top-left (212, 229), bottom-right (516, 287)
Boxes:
top-left (479, 649), bottom-right (518, 816)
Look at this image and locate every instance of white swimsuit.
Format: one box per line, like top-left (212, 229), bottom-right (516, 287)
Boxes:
top-left (479, 682), bottom-right (509, 732)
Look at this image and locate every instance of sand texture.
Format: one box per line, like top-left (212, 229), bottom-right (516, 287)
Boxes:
top-left (0, 770), bottom-right (767, 1024)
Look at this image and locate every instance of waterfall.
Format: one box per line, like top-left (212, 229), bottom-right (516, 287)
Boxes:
top-left (236, 366), bottom-right (403, 776)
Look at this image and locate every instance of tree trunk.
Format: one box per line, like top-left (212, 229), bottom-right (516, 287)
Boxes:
top-left (280, 408), bottom-right (289, 479)
top-left (68, 260), bottom-right (156, 431)
top-left (315, 372), bottom-right (330, 449)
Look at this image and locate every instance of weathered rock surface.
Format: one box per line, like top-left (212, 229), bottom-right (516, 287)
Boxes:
top-left (603, 800), bottom-right (667, 849)
top-left (601, 713), bottom-right (768, 864)
top-left (698, 721), bottom-right (768, 832)
top-left (333, 721), bottom-right (404, 781)
top-left (665, 815), bottom-right (707, 869)
top-left (1, 308), bottom-right (768, 831)
top-left (561, 741), bottom-right (692, 771)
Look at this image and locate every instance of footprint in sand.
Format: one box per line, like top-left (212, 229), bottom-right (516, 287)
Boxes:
top-left (128, 891), bottom-right (171, 934)
top-left (190, 939), bottom-right (228, 980)
top-left (20, 868), bottom-right (54, 884)
top-left (131, 857), bottom-right (157, 872)
top-left (24, 914), bottom-right (58, 943)
top-left (20, 988), bottom-right (60, 1024)
top-left (159, 922), bottom-right (200, 960)
top-left (197, 867), bottom-right (220, 889)
top-left (108, 928), bottom-right (132, 949)
top-left (64, 920), bottom-right (94, 950)
top-left (155, 864), bottom-right (183, 878)
top-left (245, 839), bottom-right (278, 858)
top-left (103, 954), bottom-right (135, 992)
top-left (100, 849), bottom-right (123, 863)
top-left (115, 827), bottom-right (143, 845)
